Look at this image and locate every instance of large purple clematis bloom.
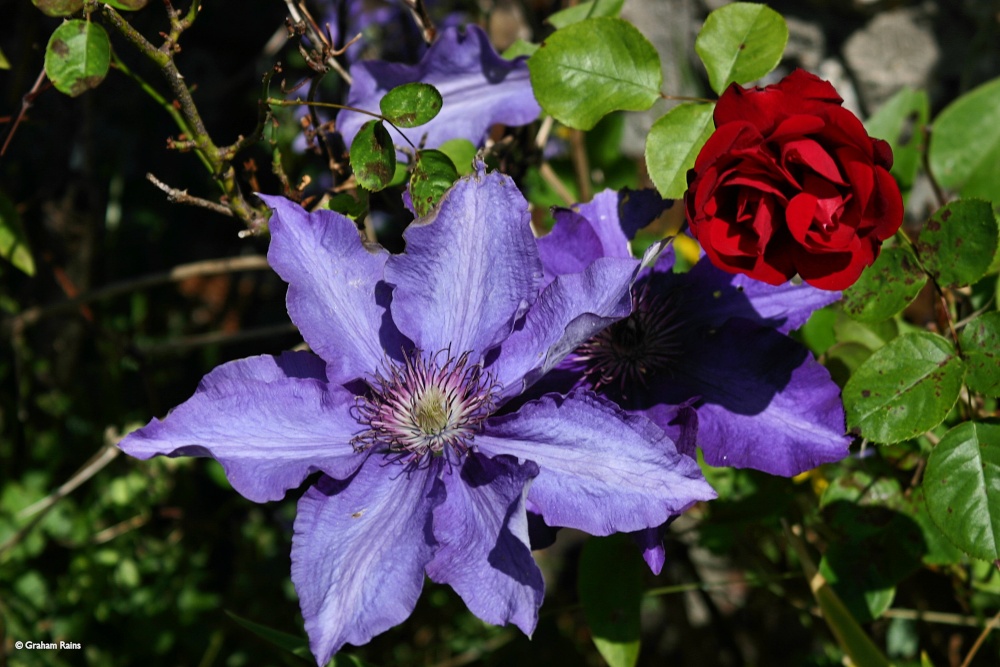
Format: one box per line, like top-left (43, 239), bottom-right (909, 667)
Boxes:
top-left (120, 167), bottom-right (714, 665)
top-left (337, 25), bottom-right (540, 153)
top-left (534, 189), bottom-right (851, 480)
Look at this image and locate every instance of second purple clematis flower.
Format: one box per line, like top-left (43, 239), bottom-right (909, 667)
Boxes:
top-left (337, 25), bottom-right (540, 152)
top-left (535, 189), bottom-right (852, 478)
top-left (119, 167), bottom-right (714, 665)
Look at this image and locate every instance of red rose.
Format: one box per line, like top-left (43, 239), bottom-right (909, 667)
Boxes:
top-left (684, 69), bottom-right (904, 290)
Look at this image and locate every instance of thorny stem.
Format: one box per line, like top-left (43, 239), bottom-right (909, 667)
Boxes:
top-left (100, 2), bottom-right (269, 233)
top-left (0, 69), bottom-right (48, 159)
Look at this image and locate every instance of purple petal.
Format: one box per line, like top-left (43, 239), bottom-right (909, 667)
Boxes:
top-left (119, 353), bottom-right (365, 503)
top-left (477, 390), bottom-right (716, 536)
top-left (491, 256), bottom-right (638, 399)
top-left (385, 168), bottom-right (542, 359)
top-left (538, 189), bottom-right (671, 283)
top-left (678, 255), bottom-right (840, 334)
top-left (262, 194), bottom-right (409, 383)
top-left (427, 453), bottom-right (543, 635)
top-left (339, 25), bottom-right (540, 152)
top-left (662, 320), bottom-right (850, 476)
top-left (293, 459), bottom-right (442, 664)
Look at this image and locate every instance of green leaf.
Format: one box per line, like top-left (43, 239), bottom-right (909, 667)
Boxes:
top-left (842, 246), bottom-right (927, 323)
top-left (349, 120), bottom-right (396, 192)
top-left (44, 20), bottom-right (111, 97)
top-left (915, 199), bottom-right (998, 288)
top-left (528, 18), bottom-right (662, 131)
top-left (325, 190), bottom-right (369, 221)
top-left (105, 0), bottom-right (149, 9)
top-left (225, 610), bottom-right (311, 658)
top-left (645, 103), bottom-right (715, 199)
top-left (409, 150), bottom-right (459, 217)
top-left (501, 39), bottom-right (538, 60)
top-left (438, 139), bottom-right (477, 176)
top-left (924, 422), bottom-right (1000, 560)
top-left (0, 46), bottom-right (8, 69)
top-left (379, 82), bottom-right (443, 129)
top-left (844, 332), bottom-right (965, 444)
top-left (958, 311), bottom-right (1000, 397)
top-left (0, 191), bottom-right (35, 276)
top-left (694, 2), bottom-right (788, 95)
top-left (927, 75), bottom-right (1000, 203)
top-left (578, 535), bottom-right (642, 667)
top-left (31, 0), bottom-right (83, 17)
top-left (547, 0), bottom-right (624, 29)
top-left (864, 87), bottom-right (929, 190)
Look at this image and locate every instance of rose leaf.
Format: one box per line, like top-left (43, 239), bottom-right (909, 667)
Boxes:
top-left (842, 246), bottom-right (927, 323)
top-left (694, 2), bottom-right (788, 95)
top-left (915, 199), bottom-right (998, 289)
top-left (958, 311), bottom-right (1000, 397)
top-left (924, 422), bottom-right (1000, 561)
top-left (44, 20), bottom-right (111, 97)
top-left (547, 0), bottom-right (624, 29)
top-left (928, 76), bottom-right (1000, 204)
top-left (843, 332), bottom-right (964, 444)
top-left (528, 17), bottom-right (662, 131)
top-left (645, 103), bottom-right (715, 199)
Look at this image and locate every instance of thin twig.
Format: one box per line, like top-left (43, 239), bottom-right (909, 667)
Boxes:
top-left (1, 69), bottom-right (48, 158)
top-left (5, 255), bottom-right (271, 332)
top-left (569, 128), bottom-right (591, 202)
top-left (959, 608), bottom-right (1000, 667)
top-left (283, 0), bottom-right (352, 85)
top-left (538, 162), bottom-right (575, 206)
top-left (401, 0), bottom-right (437, 43)
top-left (146, 173), bottom-right (236, 217)
top-left (882, 608), bottom-right (998, 630)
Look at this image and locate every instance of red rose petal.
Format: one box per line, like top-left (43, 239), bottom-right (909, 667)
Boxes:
top-left (868, 166), bottom-right (905, 241)
top-left (786, 192), bottom-right (819, 244)
top-left (770, 115), bottom-right (825, 141)
top-left (782, 137), bottom-right (846, 185)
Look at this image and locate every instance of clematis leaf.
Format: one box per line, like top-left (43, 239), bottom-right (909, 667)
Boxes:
top-left (842, 246), bottom-right (927, 323)
top-left (349, 120), bottom-right (396, 192)
top-left (924, 422), bottom-right (1000, 561)
top-left (843, 332), bottom-right (964, 444)
top-left (31, 0), bottom-right (83, 17)
top-left (105, 0), bottom-right (149, 9)
top-left (379, 82), bottom-right (443, 128)
top-left (914, 199), bottom-right (998, 289)
top-left (547, 0), bottom-right (624, 29)
top-left (44, 20), bottom-right (111, 97)
top-left (438, 139), bottom-right (477, 176)
top-left (695, 2), bottom-right (788, 94)
top-left (528, 18), bottom-right (661, 130)
top-left (958, 311), bottom-right (1000, 397)
top-left (0, 191), bottom-right (35, 276)
top-left (927, 75), bottom-right (1000, 204)
top-left (645, 103), bottom-right (715, 199)
top-left (865, 87), bottom-right (929, 190)
top-left (409, 150), bottom-right (459, 217)
top-left (578, 534), bottom-right (642, 667)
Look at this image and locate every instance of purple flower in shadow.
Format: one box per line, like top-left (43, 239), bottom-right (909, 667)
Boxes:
top-left (337, 25), bottom-right (540, 154)
top-left (530, 188), bottom-right (851, 571)
top-left (119, 167), bottom-right (714, 664)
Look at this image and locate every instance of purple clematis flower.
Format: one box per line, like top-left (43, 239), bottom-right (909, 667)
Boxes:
top-left (120, 167), bottom-right (714, 665)
top-left (337, 25), bottom-right (540, 154)
top-left (535, 189), bottom-right (851, 479)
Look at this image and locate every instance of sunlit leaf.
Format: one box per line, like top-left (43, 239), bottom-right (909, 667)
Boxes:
top-left (409, 149), bottom-right (459, 217)
top-left (44, 20), bottom-right (111, 97)
top-left (31, 0), bottom-right (83, 17)
top-left (349, 120), bottom-right (396, 192)
top-left (865, 87), bottom-right (929, 190)
top-left (925, 422), bottom-right (1000, 560)
top-left (379, 82), bottom-right (443, 128)
top-left (528, 18), bottom-right (662, 130)
top-left (645, 103), bottom-right (715, 199)
top-left (0, 191), bottom-right (35, 276)
top-left (915, 199), bottom-right (998, 288)
top-left (958, 311), bottom-right (1000, 397)
top-left (694, 2), bottom-right (788, 94)
top-left (842, 246), bottom-right (927, 323)
top-left (547, 0), bottom-right (624, 29)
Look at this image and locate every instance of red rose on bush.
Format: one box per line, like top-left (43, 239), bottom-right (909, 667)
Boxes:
top-left (684, 69), bottom-right (904, 290)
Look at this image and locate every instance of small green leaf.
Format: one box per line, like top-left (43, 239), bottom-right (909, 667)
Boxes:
top-left (547, 0), bottom-right (624, 29)
top-left (0, 192), bottom-right (35, 276)
top-left (694, 2), bottom-right (788, 94)
top-left (528, 18), bottom-right (662, 130)
top-left (325, 190), bottom-right (369, 221)
top-left (31, 0), bottom-right (83, 17)
top-left (44, 20), bottom-right (111, 97)
top-left (578, 535), bottom-right (642, 667)
top-left (844, 332), bottom-right (965, 444)
top-left (865, 87), bottom-right (929, 190)
top-left (105, 0), bottom-right (149, 9)
top-left (349, 120), bottom-right (396, 192)
top-left (928, 75), bottom-right (1000, 203)
top-left (379, 82), bottom-right (443, 129)
top-left (409, 150), bottom-right (459, 217)
top-left (915, 199), bottom-right (998, 288)
top-left (0, 46), bottom-right (8, 70)
top-left (842, 246), bottom-right (927, 323)
top-left (924, 422), bottom-right (1000, 560)
top-left (501, 39), bottom-right (538, 60)
top-left (438, 139), bottom-right (477, 176)
top-left (959, 311), bottom-right (1000, 397)
top-left (645, 103), bottom-right (715, 199)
